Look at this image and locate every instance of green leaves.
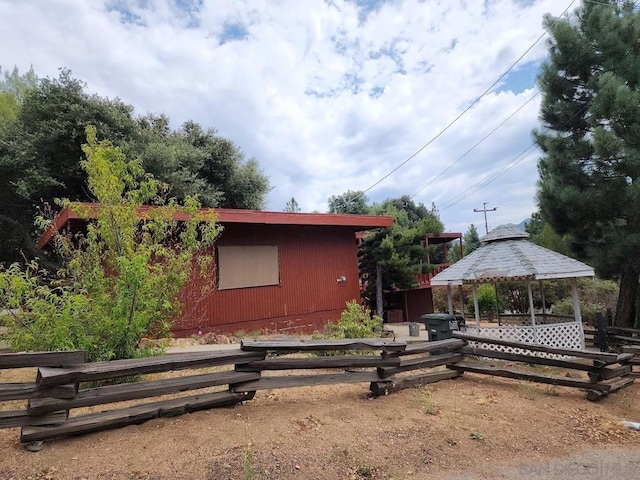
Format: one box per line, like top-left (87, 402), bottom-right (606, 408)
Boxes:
top-left (535, 1), bottom-right (640, 326)
top-left (0, 127), bottom-right (221, 361)
top-left (323, 301), bottom-right (383, 340)
top-left (354, 195), bottom-right (444, 303)
top-left (0, 67), bottom-right (270, 267)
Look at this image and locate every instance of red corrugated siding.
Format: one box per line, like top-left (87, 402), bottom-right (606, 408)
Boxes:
top-left (174, 224), bottom-right (361, 335)
top-left (403, 289), bottom-right (434, 323)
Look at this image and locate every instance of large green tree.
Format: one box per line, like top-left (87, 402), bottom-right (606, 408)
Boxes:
top-left (0, 66), bottom-right (38, 124)
top-left (356, 196), bottom-right (444, 309)
top-left (535, 0), bottom-right (640, 327)
top-left (448, 223), bottom-right (480, 263)
top-left (525, 211), bottom-right (572, 256)
top-left (0, 69), bottom-right (137, 267)
top-left (328, 189), bottom-right (370, 214)
top-left (0, 68), bottom-right (270, 266)
top-left (0, 127), bottom-right (220, 361)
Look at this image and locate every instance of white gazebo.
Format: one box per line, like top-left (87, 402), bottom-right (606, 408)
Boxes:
top-left (430, 225), bottom-right (595, 351)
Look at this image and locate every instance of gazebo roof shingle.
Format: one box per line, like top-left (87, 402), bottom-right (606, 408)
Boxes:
top-left (430, 224), bottom-right (594, 286)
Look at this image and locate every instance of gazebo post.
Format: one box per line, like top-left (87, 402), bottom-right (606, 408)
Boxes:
top-left (446, 285), bottom-right (454, 315)
top-left (571, 278), bottom-right (585, 348)
top-left (494, 281), bottom-right (500, 325)
top-left (527, 281), bottom-right (537, 343)
top-left (472, 283), bottom-right (481, 328)
top-left (571, 278), bottom-right (583, 325)
top-left (539, 280), bottom-right (547, 322)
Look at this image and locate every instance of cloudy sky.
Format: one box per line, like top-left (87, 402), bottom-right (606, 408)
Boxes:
top-left (0, 0), bottom-right (578, 233)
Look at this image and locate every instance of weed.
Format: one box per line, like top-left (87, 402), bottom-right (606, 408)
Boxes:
top-left (419, 387), bottom-right (436, 415)
top-left (518, 383), bottom-right (539, 399)
top-left (234, 330), bottom-right (247, 339)
top-left (358, 465), bottom-right (373, 478)
top-left (543, 385), bottom-right (560, 396)
top-left (242, 441), bottom-right (256, 480)
top-left (470, 431), bottom-right (484, 440)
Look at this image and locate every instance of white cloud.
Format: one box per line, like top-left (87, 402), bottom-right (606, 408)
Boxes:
top-left (0, 0), bottom-right (573, 231)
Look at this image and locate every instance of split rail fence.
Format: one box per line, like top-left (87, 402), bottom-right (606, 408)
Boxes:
top-left (0, 334), bottom-right (635, 445)
top-left (583, 310), bottom-right (640, 378)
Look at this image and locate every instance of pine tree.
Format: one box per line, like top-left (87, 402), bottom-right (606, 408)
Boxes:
top-left (284, 197), bottom-right (301, 212)
top-left (534, 0), bottom-right (640, 327)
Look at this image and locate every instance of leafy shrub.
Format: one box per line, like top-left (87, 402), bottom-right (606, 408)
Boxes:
top-left (553, 298), bottom-right (604, 326)
top-left (466, 284), bottom-right (505, 317)
top-left (552, 278), bottom-right (618, 325)
top-left (0, 127), bottom-right (220, 361)
top-left (323, 301), bottom-right (383, 339)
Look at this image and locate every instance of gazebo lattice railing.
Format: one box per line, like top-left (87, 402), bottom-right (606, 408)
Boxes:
top-left (462, 322), bottom-right (584, 355)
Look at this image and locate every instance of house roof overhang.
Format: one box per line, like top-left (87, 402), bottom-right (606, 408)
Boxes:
top-left (38, 203), bottom-right (394, 249)
top-left (426, 232), bottom-right (463, 245)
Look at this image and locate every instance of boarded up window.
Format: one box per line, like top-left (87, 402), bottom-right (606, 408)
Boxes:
top-left (217, 245), bottom-right (280, 290)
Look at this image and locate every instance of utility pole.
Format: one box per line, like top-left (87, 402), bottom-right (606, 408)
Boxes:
top-left (474, 202), bottom-right (497, 234)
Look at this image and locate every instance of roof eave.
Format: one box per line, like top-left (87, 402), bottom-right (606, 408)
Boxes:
top-left (38, 204), bottom-right (393, 248)
top-left (534, 270), bottom-right (595, 280)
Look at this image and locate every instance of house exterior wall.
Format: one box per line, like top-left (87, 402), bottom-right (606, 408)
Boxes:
top-left (174, 224), bottom-right (361, 336)
top-left (403, 288), bottom-right (434, 323)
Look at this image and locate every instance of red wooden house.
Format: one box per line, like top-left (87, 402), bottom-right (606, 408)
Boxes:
top-left (357, 231), bottom-right (463, 323)
top-left (387, 232), bottom-right (463, 323)
top-left (39, 205), bottom-right (393, 336)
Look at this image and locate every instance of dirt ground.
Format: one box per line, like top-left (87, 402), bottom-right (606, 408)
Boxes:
top-left (1, 358), bottom-right (639, 480)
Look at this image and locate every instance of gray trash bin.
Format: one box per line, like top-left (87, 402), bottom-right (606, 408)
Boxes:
top-left (408, 322), bottom-right (420, 337)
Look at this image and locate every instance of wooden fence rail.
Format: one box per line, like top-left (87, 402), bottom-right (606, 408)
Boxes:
top-left (0, 351), bottom-right (86, 434)
top-left (1, 332), bottom-right (637, 446)
top-left (583, 312), bottom-right (640, 378)
top-left (450, 331), bottom-right (634, 401)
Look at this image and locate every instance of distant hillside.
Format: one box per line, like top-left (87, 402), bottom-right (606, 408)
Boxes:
top-left (515, 218), bottom-right (530, 232)
top-left (504, 219), bottom-right (530, 232)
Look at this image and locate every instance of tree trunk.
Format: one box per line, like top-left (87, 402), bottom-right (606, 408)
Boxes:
top-left (376, 263), bottom-right (384, 319)
top-left (615, 266), bottom-right (638, 328)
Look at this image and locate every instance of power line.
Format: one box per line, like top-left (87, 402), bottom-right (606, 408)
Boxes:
top-left (439, 143), bottom-right (538, 211)
top-left (437, 24), bottom-right (599, 212)
top-left (439, 102), bottom-right (591, 211)
top-left (410, 89), bottom-right (541, 200)
top-left (332, 0), bottom-right (577, 211)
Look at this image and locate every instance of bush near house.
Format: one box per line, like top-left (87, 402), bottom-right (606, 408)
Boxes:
top-left (323, 301), bottom-right (383, 339)
top-left (0, 127), bottom-right (220, 362)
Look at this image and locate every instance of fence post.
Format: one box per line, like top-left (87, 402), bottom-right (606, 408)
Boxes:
top-left (606, 308), bottom-right (614, 327)
top-left (596, 312), bottom-right (608, 352)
